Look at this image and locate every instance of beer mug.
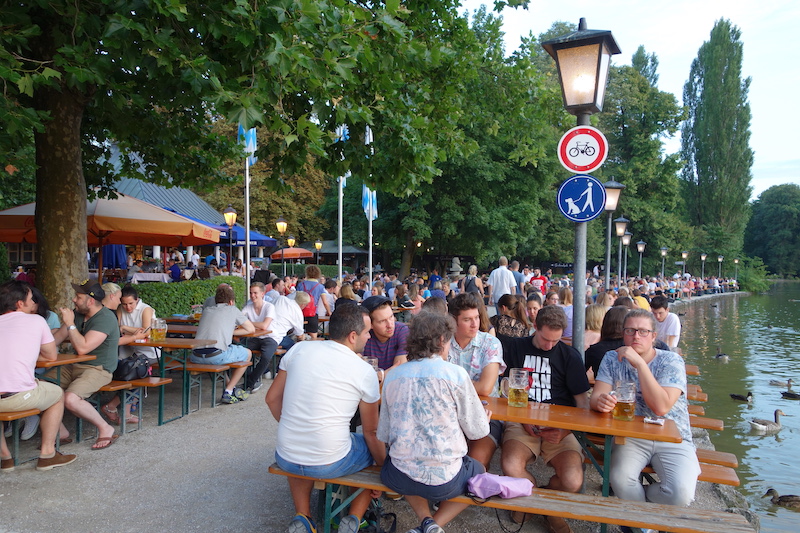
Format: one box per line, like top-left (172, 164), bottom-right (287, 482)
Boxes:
top-left (500, 368), bottom-right (530, 408)
top-left (362, 356), bottom-right (379, 373)
top-left (612, 380), bottom-right (636, 421)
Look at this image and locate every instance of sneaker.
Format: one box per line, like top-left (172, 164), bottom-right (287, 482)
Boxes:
top-left (21, 415), bottom-right (40, 441)
top-left (420, 517), bottom-right (444, 533)
top-left (404, 528), bottom-right (423, 533)
top-left (337, 514), bottom-right (361, 533)
top-left (233, 387), bottom-right (249, 401)
top-left (247, 380), bottom-right (262, 394)
top-left (545, 515), bottom-right (573, 533)
top-left (288, 513), bottom-right (317, 533)
top-left (1, 456), bottom-right (14, 472)
top-left (263, 371), bottom-right (273, 380)
top-left (220, 390), bottom-right (239, 404)
top-left (35, 451), bottom-right (77, 471)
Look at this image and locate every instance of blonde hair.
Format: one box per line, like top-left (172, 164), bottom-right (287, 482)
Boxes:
top-left (294, 291), bottom-right (311, 308)
top-left (102, 282), bottom-right (121, 295)
top-left (558, 286), bottom-right (573, 306)
top-left (585, 303), bottom-right (606, 332)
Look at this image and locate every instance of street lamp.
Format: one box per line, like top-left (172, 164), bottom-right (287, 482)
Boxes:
top-left (636, 240), bottom-right (646, 279)
top-left (223, 205), bottom-right (237, 274)
top-left (542, 18), bottom-right (620, 359)
top-left (603, 180), bottom-right (625, 291)
top-left (287, 235), bottom-right (296, 275)
top-left (614, 217), bottom-right (629, 286)
top-left (315, 239), bottom-right (323, 265)
top-left (660, 247), bottom-right (668, 279)
top-left (718, 255), bottom-right (724, 278)
top-left (700, 253), bottom-right (707, 281)
top-left (275, 216), bottom-right (287, 277)
top-left (622, 231), bottom-right (632, 286)
top-left (734, 258), bottom-right (739, 283)
top-left (681, 251), bottom-right (688, 278)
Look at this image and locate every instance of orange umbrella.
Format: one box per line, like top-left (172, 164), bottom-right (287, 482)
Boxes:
top-left (270, 247), bottom-right (314, 260)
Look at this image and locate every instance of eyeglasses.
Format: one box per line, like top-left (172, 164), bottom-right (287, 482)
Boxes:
top-left (623, 328), bottom-right (655, 337)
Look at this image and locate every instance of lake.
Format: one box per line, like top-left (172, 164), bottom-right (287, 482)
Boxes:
top-left (680, 280), bottom-right (799, 532)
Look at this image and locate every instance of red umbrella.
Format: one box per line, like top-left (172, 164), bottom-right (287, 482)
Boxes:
top-left (270, 247), bottom-right (314, 260)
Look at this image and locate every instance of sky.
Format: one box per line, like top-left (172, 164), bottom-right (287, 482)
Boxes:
top-left (461, 0), bottom-right (800, 201)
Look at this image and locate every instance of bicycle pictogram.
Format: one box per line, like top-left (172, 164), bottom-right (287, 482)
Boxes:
top-left (568, 141), bottom-right (595, 158)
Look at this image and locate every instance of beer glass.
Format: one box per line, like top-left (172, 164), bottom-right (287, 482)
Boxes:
top-left (612, 380), bottom-right (636, 421)
top-left (501, 368), bottom-right (530, 408)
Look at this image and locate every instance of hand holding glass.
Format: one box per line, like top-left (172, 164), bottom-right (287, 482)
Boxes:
top-left (612, 380), bottom-right (636, 421)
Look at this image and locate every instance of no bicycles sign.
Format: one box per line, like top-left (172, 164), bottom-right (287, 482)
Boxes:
top-left (557, 125), bottom-right (608, 174)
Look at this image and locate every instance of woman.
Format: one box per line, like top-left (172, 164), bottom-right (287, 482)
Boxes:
top-left (335, 283), bottom-right (359, 308)
top-left (584, 306), bottom-right (629, 378)
top-left (583, 303), bottom-right (606, 350)
top-left (543, 291), bottom-right (560, 307)
top-left (296, 265), bottom-right (330, 339)
top-left (378, 311), bottom-right (490, 533)
top-left (595, 291), bottom-right (615, 309)
top-left (408, 283), bottom-right (425, 315)
top-left (475, 296), bottom-right (495, 336)
top-left (558, 286), bottom-right (574, 339)
top-left (231, 258), bottom-right (244, 276)
top-left (101, 284), bottom-right (156, 424)
top-left (490, 294), bottom-right (530, 338)
top-left (429, 281), bottom-right (447, 300)
top-left (394, 284), bottom-right (414, 323)
top-left (461, 264), bottom-right (484, 296)
top-left (209, 259), bottom-right (223, 277)
top-left (525, 293), bottom-right (542, 335)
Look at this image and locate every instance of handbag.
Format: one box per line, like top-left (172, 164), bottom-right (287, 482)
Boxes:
top-left (112, 353), bottom-right (151, 381)
top-left (467, 472), bottom-right (534, 499)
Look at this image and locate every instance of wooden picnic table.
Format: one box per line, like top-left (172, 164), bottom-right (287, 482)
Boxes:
top-left (166, 324), bottom-right (272, 338)
top-left (37, 353), bottom-right (97, 386)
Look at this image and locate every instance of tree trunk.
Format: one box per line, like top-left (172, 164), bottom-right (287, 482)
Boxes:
top-left (34, 87), bottom-right (88, 310)
top-left (399, 229), bottom-right (416, 280)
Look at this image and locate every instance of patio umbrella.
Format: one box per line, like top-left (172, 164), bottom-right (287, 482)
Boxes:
top-left (269, 247), bottom-right (314, 260)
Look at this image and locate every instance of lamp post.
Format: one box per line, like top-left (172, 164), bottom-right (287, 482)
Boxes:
top-left (718, 255), bottom-right (723, 278)
top-left (287, 235), bottom-right (296, 276)
top-left (636, 240), bottom-right (646, 279)
top-left (315, 239), bottom-right (323, 265)
top-left (275, 216), bottom-right (287, 277)
top-left (603, 180), bottom-right (625, 291)
top-left (700, 253), bottom-right (707, 282)
top-left (614, 217), bottom-right (629, 287)
top-left (223, 205), bottom-right (237, 274)
top-left (660, 247), bottom-right (668, 279)
top-left (622, 231), bottom-right (632, 286)
top-left (734, 258), bottom-right (739, 283)
top-left (681, 251), bottom-right (688, 278)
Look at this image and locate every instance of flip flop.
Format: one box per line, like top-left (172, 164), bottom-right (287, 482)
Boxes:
top-left (92, 434), bottom-right (119, 450)
top-left (101, 405), bottom-right (120, 424)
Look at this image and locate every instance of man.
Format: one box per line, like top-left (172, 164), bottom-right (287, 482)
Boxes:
top-left (510, 260), bottom-right (525, 295)
top-left (486, 256), bottom-right (517, 307)
top-left (0, 281), bottom-right (77, 471)
top-left (499, 305), bottom-right (590, 533)
top-left (590, 309), bottom-right (699, 507)
top-left (271, 290), bottom-right (307, 351)
top-left (51, 280), bottom-right (121, 449)
top-left (266, 304), bottom-right (385, 533)
top-left (361, 295), bottom-right (408, 371)
top-left (241, 282), bottom-right (276, 393)
top-left (167, 259), bottom-right (182, 282)
top-left (428, 268), bottom-right (442, 289)
top-left (447, 293), bottom-right (505, 469)
top-left (126, 259), bottom-right (143, 281)
top-left (650, 295), bottom-right (681, 349)
top-left (264, 276), bottom-right (282, 303)
top-left (191, 285), bottom-right (255, 404)
top-left (189, 250), bottom-right (201, 269)
top-left (203, 283), bottom-right (231, 309)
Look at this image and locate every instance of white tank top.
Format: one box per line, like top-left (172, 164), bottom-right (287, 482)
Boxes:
top-left (118, 299), bottom-right (158, 361)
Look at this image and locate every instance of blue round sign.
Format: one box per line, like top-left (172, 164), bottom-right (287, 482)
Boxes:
top-left (557, 174), bottom-right (607, 223)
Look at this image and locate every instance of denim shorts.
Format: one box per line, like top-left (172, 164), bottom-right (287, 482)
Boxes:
top-left (275, 433), bottom-right (374, 478)
top-left (190, 344), bottom-right (250, 365)
top-left (380, 455), bottom-right (484, 501)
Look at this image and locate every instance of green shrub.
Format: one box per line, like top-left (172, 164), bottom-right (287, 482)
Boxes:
top-left (132, 276), bottom-right (247, 317)
top-left (0, 244), bottom-right (9, 284)
top-left (737, 256), bottom-right (772, 293)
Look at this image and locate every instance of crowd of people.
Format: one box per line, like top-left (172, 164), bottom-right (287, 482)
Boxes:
top-left (2, 255), bottom-right (710, 533)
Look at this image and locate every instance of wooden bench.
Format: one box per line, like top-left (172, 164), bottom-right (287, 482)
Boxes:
top-left (685, 364), bottom-right (700, 376)
top-left (78, 380), bottom-right (133, 442)
top-left (268, 463), bottom-right (753, 533)
top-left (687, 404), bottom-right (705, 416)
top-left (0, 408), bottom-right (41, 468)
top-left (689, 416), bottom-right (724, 431)
top-left (124, 376), bottom-right (174, 429)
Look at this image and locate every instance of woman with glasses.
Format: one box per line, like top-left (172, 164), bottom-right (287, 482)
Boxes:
top-left (589, 309), bottom-right (699, 507)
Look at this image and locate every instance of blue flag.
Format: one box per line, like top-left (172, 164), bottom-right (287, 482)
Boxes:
top-left (362, 184), bottom-right (377, 221)
top-left (238, 124), bottom-right (257, 166)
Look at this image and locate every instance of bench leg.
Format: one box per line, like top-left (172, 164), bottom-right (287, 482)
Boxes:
top-left (122, 388), bottom-right (143, 433)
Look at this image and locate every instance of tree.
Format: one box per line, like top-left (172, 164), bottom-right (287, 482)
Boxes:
top-left (681, 19), bottom-right (753, 257)
top-left (0, 0), bottom-right (482, 307)
top-left (745, 184), bottom-right (800, 277)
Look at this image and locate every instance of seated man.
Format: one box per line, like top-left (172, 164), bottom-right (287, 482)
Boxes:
top-left (241, 282), bottom-right (276, 393)
top-left (590, 309), bottom-right (699, 507)
top-left (499, 305), bottom-right (590, 533)
top-left (650, 295), bottom-right (681, 349)
top-left (0, 281), bottom-right (77, 471)
top-left (51, 280), bottom-right (121, 449)
top-left (361, 295), bottom-right (408, 371)
top-left (191, 285), bottom-right (255, 404)
top-left (167, 259), bottom-right (182, 282)
top-left (266, 304), bottom-right (385, 533)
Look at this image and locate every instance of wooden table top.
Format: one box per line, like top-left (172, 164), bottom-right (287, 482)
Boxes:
top-left (481, 396), bottom-right (682, 443)
top-left (36, 353), bottom-right (97, 368)
top-left (167, 324), bottom-right (272, 338)
top-left (164, 316), bottom-right (199, 324)
top-left (132, 338), bottom-right (216, 349)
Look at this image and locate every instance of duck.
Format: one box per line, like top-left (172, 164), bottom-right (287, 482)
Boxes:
top-left (749, 409), bottom-right (786, 432)
top-left (710, 304), bottom-right (718, 308)
top-left (730, 392), bottom-right (753, 402)
top-left (715, 346), bottom-right (729, 362)
top-left (781, 391), bottom-right (800, 400)
top-left (769, 378), bottom-right (793, 388)
top-left (763, 488), bottom-right (800, 507)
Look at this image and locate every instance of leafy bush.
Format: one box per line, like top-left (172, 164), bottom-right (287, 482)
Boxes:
top-left (132, 276), bottom-right (247, 317)
top-left (0, 244), bottom-right (10, 284)
top-left (737, 256), bottom-right (772, 293)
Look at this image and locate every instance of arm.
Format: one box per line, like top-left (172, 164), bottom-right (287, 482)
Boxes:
top-left (39, 341), bottom-right (58, 361)
top-left (58, 308), bottom-right (108, 355)
top-left (265, 369), bottom-right (286, 421)
top-left (473, 362), bottom-right (500, 396)
top-left (589, 380), bottom-right (615, 412)
top-left (252, 316), bottom-right (273, 331)
top-left (359, 400), bottom-right (386, 466)
top-left (664, 335), bottom-right (678, 349)
top-left (389, 354), bottom-right (407, 369)
top-left (616, 346), bottom-right (681, 416)
top-left (233, 319), bottom-right (256, 336)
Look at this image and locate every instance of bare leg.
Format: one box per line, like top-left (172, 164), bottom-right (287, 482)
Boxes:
top-left (225, 351), bottom-right (252, 390)
top-left (546, 450), bottom-right (584, 493)
top-left (287, 477), bottom-right (315, 516)
top-left (467, 435), bottom-right (497, 470)
top-left (0, 433), bottom-right (9, 458)
top-left (63, 392), bottom-right (115, 446)
top-left (39, 396), bottom-right (65, 457)
top-left (433, 501), bottom-right (470, 527)
top-left (347, 487), bottom-right (373, 520)
top-left (404, 495), bottom-right (432, 522)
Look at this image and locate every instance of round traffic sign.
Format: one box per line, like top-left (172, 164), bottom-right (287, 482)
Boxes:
top-left (557, 174), bottom-right (607, 223)
top-left (557, 126), bottom-right (608, 173)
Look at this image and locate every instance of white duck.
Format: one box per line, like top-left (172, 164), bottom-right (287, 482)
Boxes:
top-left (749, 409), bottom-right (786, 432)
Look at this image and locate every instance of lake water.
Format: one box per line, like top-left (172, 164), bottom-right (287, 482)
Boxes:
top-left (679, 280), bottom-right (800, 532)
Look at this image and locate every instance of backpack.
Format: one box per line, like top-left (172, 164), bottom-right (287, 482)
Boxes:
top-left (298, 281), bottom-right (321, 317)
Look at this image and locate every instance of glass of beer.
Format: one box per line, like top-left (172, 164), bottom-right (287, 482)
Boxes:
top-left (612, 380), bottom-right (636, 421)
top-left (502, 368), bottom-right (530, 408)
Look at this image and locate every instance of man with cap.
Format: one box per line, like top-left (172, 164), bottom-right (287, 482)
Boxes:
top-left (51, 280), bottom-right (121, 449)
top-left (361, 295), bottom-right (408, 372)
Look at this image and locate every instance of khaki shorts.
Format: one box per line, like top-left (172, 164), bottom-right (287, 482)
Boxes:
top-left (0, 380), bottom-right (63, 412)
top-left (502, 422), bottom-right (583, 465)
top-left (45, 363), bottom-right (112, 399)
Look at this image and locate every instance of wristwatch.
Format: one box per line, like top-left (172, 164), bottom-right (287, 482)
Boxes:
top-left (67, 325), bottom-right (77, 331)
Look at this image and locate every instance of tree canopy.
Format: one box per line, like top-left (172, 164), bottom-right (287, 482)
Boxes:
top-left (745, 184), bottom-right (800, 277)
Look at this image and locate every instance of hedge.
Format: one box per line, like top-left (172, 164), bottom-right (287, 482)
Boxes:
top-left (132, 276), bottom-right (247, 318)
top-left (0, 244), bottom-right (10, 284)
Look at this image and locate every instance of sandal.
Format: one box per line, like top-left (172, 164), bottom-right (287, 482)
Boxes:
top-left (92, 434), bottom-right (119, 450)
top-left (101, 405), bottom-right (120, 424)
top-left (125, 415), bottom-right (140, 424)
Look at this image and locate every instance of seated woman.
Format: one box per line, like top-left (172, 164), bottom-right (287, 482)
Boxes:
top-left (101, 284), bottom-right (156, 424)
top-left (489, 294), bottom-right (529, 338)
top-left (589, 309), bottom-right (700, 506)
top-left (378, 311), bottom-right (490, 533)
top-left (584, 306), bottom-right (629, 378)
top-left (231, 258), bottom-right (244, 276)
top-left (583, 303), bottom-right (606, 350)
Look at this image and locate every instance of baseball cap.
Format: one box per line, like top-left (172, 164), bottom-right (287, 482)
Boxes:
top-left (361, 295), bottom-right (391, 314)
top-left (71, 280), bottom-right (105, 302)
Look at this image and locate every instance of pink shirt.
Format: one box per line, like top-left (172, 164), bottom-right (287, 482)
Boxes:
top-left (0, 312), bottom-right (54, 392)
